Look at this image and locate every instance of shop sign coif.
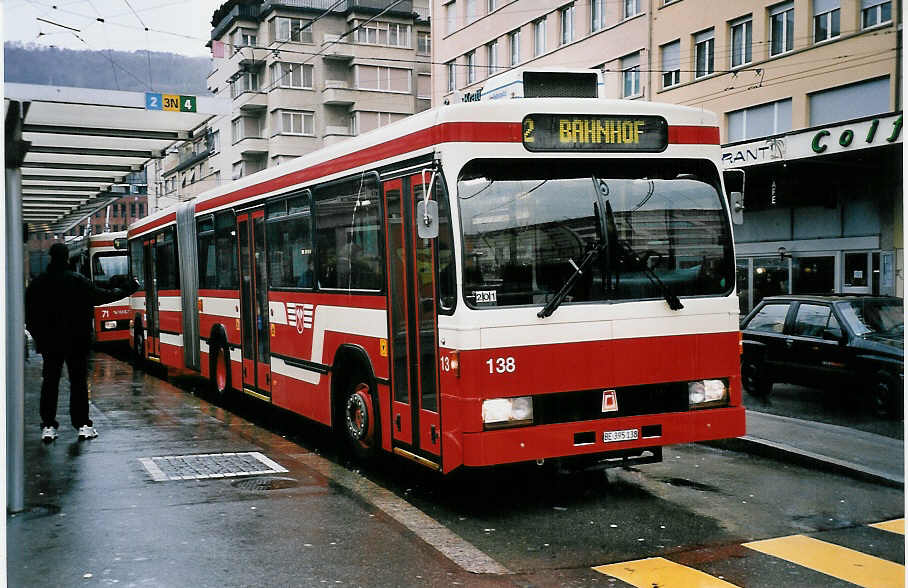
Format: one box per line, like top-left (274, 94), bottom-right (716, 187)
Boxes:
top-left (723, 112), bottom-right (902, 168)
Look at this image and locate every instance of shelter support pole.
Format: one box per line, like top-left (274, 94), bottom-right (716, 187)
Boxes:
top-left (6, 100), bottom-right (28, 514)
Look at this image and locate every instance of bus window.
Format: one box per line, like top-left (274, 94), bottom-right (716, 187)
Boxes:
top-left (267, 192), bottom-right (314, 289)
top-left (315, 175), bottom-right (382, 292)
top-left (435, 176), bottom-right (456, 312)
top-left (215, 211), bottom-right (239, 290)
top-left (197, 217), bottom-right (216, 289)
top-left (129, 239), bottom-right (144, 289)
top-left (154, 228), bottom-right (179, 290)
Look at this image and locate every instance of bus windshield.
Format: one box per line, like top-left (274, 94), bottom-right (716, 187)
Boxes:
top-left (92, 253), bottom-right (129, 288)
top-left (458, 159), bottom-right (734, 309)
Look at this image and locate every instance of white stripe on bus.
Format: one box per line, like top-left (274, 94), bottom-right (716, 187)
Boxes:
top-left (200, 296), bottom-right (240, 319)
top-left (160, 332), bottom-right (183, 347)
top-left (158, 296), bottom-right (181, 312)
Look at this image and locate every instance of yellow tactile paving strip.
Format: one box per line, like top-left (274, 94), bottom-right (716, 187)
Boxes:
top-left (869, 518), bottom-right (905, 535)
top-left (743, 534), bottom-right (905, 588)
top-left (593, 556), bottom-right (740, 587)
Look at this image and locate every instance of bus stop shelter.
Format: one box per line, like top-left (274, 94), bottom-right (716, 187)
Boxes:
top-left (4, 84), bottom-right (230, 514)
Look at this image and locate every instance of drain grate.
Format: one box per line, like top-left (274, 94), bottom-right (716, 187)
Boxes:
top-left (232, 476), bottom-right (300, 491)
top-left (139, 452), bottom-right (288, 482)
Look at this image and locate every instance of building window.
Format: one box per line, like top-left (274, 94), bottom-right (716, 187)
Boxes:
top-left (357, 111), bottom-right (406, 134)
top-left (862, 0), bottom-right (891, 29)
top-left (233, 28), bottom-right (256, 48)
top-left (446, 61), bottom-right (456, 91)
top-left (487, 40), bottom-right (499, 76)
top-left (417, 73), bottom-right (431, 99)
top-left (814, 0), bottom-right (840, 42)
top-left (232, 162), bottom-right (244, 180)
top-left (139, 203), bottom-right (144, 216)
top-left (270, 62), bottom-right (313, 89)
top-left (231, 118), bottom-right (242, 142)
top-left (809, 77), bottom-right (890, 126)
top-left (466, 51), bottom-right (476, 84)
top-left (466, 0), bottom-right (478, 24)
top-left (694, 28), bottom-right (715, 78)
top-left (417, 31), bottom-right (431, 55)
top-left (230, 71), bottom-right (259, 98)
top-left (209, 130), bottom-right (220, 154)
top-left (273, 110), bottom-right (314, 136)
top-left (727, 98), bottom-right (792, 142)
top-left (624, 0), bottom-right (640, 18)
top-left (591, 0), bottom-right (605, 32)
top-left (509, 29), bottom-right (520, 66)
top-left (661, 40), bottom-right (680, 88)
top-left (445, 1), bottom-right (456, 34)
top-left (769, 2), bottom-right (794, 56)
top-left (730, 15), bottom-right (753, 68)
top-left (488, 0), bottom-right (498, 12)
top-left (231, 115), bottom-right (262, 143)
top-left (356, 65), bottom-right (411, 92)
top-left (130, 203), bottom-right (136, 217)
top-left (622, 52), bottom-right (641, 97)
top-left (272, 17), bottom-right (313, 43)
top-left (560, 4), bottom-right (575, 45)
top-left (534, 18), bottom-right (546, 57)
top-left (355, 21), bottom-right (411, 48)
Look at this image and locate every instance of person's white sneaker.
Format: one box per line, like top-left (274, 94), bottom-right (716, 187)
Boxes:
top-left (41, 426), bottom-right (57, 443)
top-left (77, 425), bottom-right (98, 440)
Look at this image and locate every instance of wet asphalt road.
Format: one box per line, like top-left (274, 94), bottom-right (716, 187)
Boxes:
top-left (133, 346), bottom-right (905, 586)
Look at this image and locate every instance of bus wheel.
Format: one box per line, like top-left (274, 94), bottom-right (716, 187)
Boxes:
top-left (344, 382), bottom-right (376, 457)
top-left (210, 341), bottom-right (231, 398)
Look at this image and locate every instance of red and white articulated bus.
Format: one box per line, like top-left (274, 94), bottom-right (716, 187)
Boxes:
top-left (126, 86), bottom-right (745, 474)
top-left (67, 231), bottom-right (133, 344)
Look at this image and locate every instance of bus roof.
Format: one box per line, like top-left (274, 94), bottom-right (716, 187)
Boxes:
top-left (128, 99), bottom-right (719, 238)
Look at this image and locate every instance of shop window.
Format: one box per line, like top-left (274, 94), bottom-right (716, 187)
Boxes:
top-left (844, 252), bottom-right (870, 288)
top-left (793, 256), bottom-right (835, 294)
top-left (727, 98), bottom-right (791, 142)
top-left (753, 257), bottom-right (789, 307)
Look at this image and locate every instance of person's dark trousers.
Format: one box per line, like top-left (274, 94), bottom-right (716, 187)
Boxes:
top-left (39, 350), bottom-right (92, 430)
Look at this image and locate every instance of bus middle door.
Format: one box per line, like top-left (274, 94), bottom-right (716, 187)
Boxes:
top-left (383, 173), bottom-right (442, 463)
top-left (142, 237), bottom-right (159, 359)
top-left (237, 209), bottom-right (272, 400)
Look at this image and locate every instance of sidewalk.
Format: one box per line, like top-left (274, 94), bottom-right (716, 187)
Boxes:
top-left (712, 410), bottom-right (905, 488)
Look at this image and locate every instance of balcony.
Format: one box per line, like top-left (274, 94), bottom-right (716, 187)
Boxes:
top-left (233, 137), bottom-right (269, 156)
top-left (211, 4), bottom-right (261, 41)
top-left (322, 81), bottom-right (356, 105)
top-left (321, 34), bottom-right (354, 60)
top-left (235, 91), bottom-right (267, 111)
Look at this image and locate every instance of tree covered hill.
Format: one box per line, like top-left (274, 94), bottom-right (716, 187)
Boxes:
top-left (4, 42), bottom-right (212, 95)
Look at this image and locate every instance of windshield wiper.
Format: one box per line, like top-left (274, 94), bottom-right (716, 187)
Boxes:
top-left (603, 199), bottom-right (684, 311)
top-left (537, 236), bottom-right (605, 318)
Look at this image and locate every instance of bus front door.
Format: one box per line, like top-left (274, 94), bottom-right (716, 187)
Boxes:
top-left (143, 238), bottom-right (159, 359)
top-left (237, 209), bottom-right (272, 400)
top-left (383, 174), bottom-right (441, 463)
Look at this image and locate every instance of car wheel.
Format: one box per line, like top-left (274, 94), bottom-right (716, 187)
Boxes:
top-left (869, 372), bottom-right (901, 419)
top-left (741, 358), bottom-right (771, 397)
top-left (342, 380), bottom-right (377, 459)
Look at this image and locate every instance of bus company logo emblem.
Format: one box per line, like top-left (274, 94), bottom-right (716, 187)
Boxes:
top-left (601, 389), bottom-right (618, 413)
top-left (287, 303), bottom-right (314, 334)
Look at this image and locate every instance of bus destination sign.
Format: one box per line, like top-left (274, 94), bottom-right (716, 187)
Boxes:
top-left (522, 114), bottom-right (668, 152)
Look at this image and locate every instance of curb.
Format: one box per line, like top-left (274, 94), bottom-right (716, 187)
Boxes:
top-left (703, 436), bottom-right (905, 490)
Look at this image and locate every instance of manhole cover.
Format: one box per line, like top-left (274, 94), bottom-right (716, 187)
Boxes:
top-left (232, 476), bottom-right (299, 491)
top-left (139, 452), bottom-right (287, 482)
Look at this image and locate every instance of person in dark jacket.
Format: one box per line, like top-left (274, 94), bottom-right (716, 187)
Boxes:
top-left (26, 242), bottom-right (139, 442)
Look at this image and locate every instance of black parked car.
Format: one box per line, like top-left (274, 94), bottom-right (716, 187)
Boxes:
top-left (740, 295), bottom-right (903, 417)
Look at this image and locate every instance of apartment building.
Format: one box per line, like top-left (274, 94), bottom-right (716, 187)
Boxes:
top-left (433, 0), bottom-right (902, 308)
top-left (149, 0), bottom-right (431, 208)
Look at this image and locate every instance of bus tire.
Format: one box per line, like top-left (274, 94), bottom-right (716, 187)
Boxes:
top-left (342, 380), bottom-right (377, 459)
top-left (210, 340), bottom-right (231, 398)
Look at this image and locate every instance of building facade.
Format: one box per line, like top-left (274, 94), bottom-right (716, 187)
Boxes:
top-left (150, 0), bottom-right (432, 207)
top-left (433, 0), bottom-right (902, 310)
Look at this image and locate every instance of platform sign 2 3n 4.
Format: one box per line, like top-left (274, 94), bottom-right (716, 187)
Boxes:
top-left (145, 92), bottom-right (197, 113)
top-left (522, 113), bottom-right (667, 152)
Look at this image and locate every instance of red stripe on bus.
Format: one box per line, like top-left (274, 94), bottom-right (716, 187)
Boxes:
top-left (127, 212), bottom-right (176, 237)
top-left (668, 125), bottom-right (720, 144)
top-left (90, 240), bottom-right (115, 248)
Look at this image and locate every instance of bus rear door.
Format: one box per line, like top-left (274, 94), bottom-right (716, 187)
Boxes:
top-left (383, 173), bottom-right (442, 464)
top-left (142, 237), bottom-right (160, 359)
top-left (237, 209), bottom-right (272, 400)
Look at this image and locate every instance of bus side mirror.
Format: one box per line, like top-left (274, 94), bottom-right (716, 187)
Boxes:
top-left (723, 169), bottom-right (745, 225)
top-left (416, 200), bottom-right (439, 239)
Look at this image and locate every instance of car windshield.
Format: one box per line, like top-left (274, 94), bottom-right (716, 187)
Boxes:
top-left (457, 159), bottom-right (734, 308)
top-left (838, 298), bottom-right (904, 337)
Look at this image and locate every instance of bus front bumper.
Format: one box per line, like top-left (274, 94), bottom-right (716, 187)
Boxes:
top-left (460, 406), bottom-right (745, 467)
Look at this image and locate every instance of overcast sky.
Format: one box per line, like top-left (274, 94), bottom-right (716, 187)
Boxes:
top-left (4, 0), bottom-right (226, 57)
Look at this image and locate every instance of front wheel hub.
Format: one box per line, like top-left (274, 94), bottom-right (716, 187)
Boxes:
top-left (345, 385), bottom-right (373, 443)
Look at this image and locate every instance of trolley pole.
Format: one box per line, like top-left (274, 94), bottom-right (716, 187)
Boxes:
top-left (5, 100), bottom-right (28, 514)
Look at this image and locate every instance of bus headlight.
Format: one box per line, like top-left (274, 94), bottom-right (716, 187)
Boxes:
top-left (482, 396), bottom-right (533, 429)
top-left (688, 379), bottom-right (728, 408)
